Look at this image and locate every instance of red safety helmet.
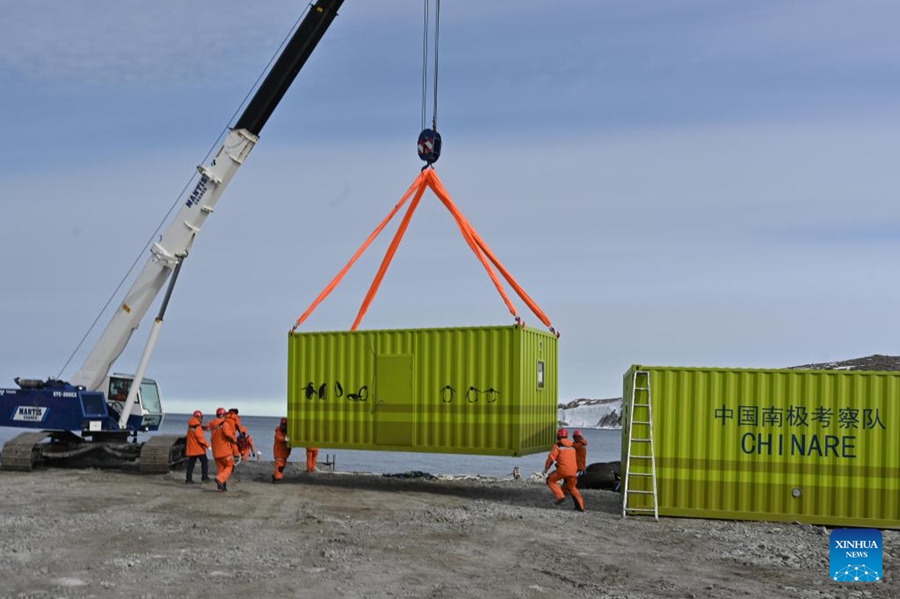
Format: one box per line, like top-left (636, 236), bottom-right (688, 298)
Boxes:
top-left (573, 429), bottom-right (583, 438)
top-left (215, 407), bottom-right (226, 417)
top-left (192, 410), bottom-right (203, 419)
top-left (557, 428), bottom-right (568, 438)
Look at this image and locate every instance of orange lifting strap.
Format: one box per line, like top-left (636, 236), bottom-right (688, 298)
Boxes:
top-left (291, 169), bottom-right (558, 336)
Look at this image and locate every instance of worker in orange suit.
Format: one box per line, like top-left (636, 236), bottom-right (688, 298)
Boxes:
top-left (305, 447), bottom-right (319, 473)
top-left (272, 417), bottom-right (291, 483)
top-left (573, 429), bottom-right (588, 475)
top-left (210, 407), bottom-right (237, 492)
top-left (543, 428), bottom-right (585, 512)
top-left (237, 424), bottom-right (261, 462)
top-left (184, 410), bottom-right (210, 484)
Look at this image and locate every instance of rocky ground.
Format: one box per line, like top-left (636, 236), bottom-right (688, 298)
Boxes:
top-left (1, 462), bottom-right (896, 599)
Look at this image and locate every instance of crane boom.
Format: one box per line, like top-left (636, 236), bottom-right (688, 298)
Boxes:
top-left (71, 0), bottom-right (345, 391)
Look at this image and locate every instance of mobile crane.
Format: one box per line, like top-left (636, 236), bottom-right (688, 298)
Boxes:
top-left (0, 0), bottom-right (345, 473)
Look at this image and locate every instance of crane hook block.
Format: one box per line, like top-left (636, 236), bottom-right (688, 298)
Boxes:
top-left (417, 128), bottom-right (442, 165)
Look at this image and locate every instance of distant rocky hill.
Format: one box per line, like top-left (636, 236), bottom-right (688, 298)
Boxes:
top-left (788, 354), bottom-right (900, 371)
top-left (559, 355), bottom-right (900, 429)
top-left (557, 397), bottom-right (622, 429)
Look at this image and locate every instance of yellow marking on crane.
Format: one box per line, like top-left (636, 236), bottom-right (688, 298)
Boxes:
top-left (122, 304), bottom-right (132, 313)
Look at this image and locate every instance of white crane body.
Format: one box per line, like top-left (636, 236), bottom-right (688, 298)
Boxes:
top-left (72, 129), bottom-right (259, 393)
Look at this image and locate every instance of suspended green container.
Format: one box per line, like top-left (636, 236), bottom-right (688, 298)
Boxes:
top-left (287, 325), bottom-right (557, 456)
top-left (622, 365), bottom-right (900, 529)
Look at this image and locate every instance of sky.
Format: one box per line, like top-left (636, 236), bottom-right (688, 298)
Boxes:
top-left (2, 1), bottom-right (900, 416)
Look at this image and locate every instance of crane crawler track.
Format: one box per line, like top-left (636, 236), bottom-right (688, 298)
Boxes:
top-left (0, 432), bottom-right (185, 473)
top-left (0, 432), bottom-right (51, 471)
top-left (139, 435), bottom-right (186, 474)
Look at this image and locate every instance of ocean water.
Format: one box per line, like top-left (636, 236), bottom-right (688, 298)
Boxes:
top-left (0, 415), bottom-right (621, 478)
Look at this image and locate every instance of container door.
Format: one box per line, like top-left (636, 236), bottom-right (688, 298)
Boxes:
top-left (375, 355), bottom-right (414, 447)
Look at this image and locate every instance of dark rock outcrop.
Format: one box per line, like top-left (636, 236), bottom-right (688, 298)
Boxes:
top-left (596, 409), bottom-right (620, 429)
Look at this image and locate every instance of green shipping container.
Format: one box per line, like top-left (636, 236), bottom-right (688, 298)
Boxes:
top-left (287, 325), bottom-right (557, 456)
top-left (622, 365), bottom-right (900, 528)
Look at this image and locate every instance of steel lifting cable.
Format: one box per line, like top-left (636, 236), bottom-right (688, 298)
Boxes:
top-left (417, 0), bottom-right (442, 166)
top-left (431, 0), bottom-right (440, 132)
top-left (421, 0), bottom-right (429, 133)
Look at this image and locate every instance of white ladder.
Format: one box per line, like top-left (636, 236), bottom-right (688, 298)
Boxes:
top-left (622, 369), bottom-right (659, 520)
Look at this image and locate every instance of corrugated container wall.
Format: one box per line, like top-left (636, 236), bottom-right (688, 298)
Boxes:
top-left (288, 325), bottom-right (558, 456)
top-left (622, 365), bottom-right (900, 529)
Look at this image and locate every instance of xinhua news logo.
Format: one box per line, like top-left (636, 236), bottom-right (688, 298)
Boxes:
top-left (830, 528), bottom-right (882, 582)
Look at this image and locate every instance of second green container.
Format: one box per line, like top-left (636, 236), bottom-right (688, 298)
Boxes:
top-left (622, 365), bottom-right (900, 528)
top-left (287, 325), bottom-right (558, 456)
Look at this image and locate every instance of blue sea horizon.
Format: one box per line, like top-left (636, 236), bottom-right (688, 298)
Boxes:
top-left (0, 413), bottom-right (622, 478)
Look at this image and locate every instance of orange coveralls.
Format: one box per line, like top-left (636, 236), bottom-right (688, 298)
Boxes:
top-left (273, 425), bottom-right (291, 481)
top-left (573, 435), bottom-right (588, 473)
top-left (184, 417), bottom-right (210, 483)
top-left (210, 415), bottom-right (237, 490)
top-left (545, 438), bottom-right (585, 511)
top-left (185, 417), bottom-right (209, 457)
top-left (305, 447), bottom-right (319, 473)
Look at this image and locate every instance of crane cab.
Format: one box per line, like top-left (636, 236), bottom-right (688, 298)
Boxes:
top-left (103, 374), bottom-right (165, 432)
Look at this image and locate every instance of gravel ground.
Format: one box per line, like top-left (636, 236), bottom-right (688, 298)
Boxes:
top-left (1, 462), bottom-right (896, 599)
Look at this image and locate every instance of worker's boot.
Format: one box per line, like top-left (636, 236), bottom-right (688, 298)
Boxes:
top-left (216, 480), bottom-right (225, 492)
top-left (554, 497), bottom-right (566, 506)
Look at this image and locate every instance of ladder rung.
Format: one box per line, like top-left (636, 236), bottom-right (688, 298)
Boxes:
top-left (628, 374), bottom-right (658, 514)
